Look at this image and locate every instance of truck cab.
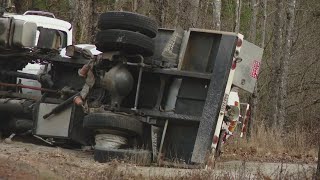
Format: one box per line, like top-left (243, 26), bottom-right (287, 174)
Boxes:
top-left (4, 11), bottom-right (72, 46)
top-left (2, 11), bottom-right (72, 96)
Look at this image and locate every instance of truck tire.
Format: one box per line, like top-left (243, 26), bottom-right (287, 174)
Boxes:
top-left (83, 113), bottom-right (143, 136)
top-left (94, 148), bottom-right (152, 165)
top-left (95, 29), bottom-right (155, 57)
top-left (98, 11), bottom-right (158, 38)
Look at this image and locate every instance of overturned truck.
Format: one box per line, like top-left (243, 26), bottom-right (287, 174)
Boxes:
top-left (0, 11), bottom-right (263, 167)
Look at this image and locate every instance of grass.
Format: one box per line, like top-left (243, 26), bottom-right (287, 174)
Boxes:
top-left (77, 160), bottom-right (317, 180)
top-left (221, 122), bottom-right (318, 163)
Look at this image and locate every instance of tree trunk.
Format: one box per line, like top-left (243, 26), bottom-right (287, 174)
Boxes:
top-left (249, 0), bottom-right (258, 43)
top-left (317, 143), bottom-right (320, 178)
top-left (234, 0), bottom-right (242, 33)
top-left (13, 0), bottom-right (31, 13)
top-left (261, 0), bottom-right (267, 48)
top-left (70, 0), bottom-right (95, 44)
top-left (69, 0), bottom-right (77, 43)
top-left (189, 0), bottom-right (200, 27)
top-left (278, 0), bottom-right (296, 129)
top-left (133, 0), bottom-right (138, 12)
top-left (150, 0), bottom-right (166, 27)
top-left (114, 0), bottom-right (122, 11)
top-left (2, 0), bottom-right (13, 8)
top-left (174, 0), bottom-right (182, 27)
top-left (197, 0), bottom-right (207, 28)
top-left (204, 0), bottom-right (210, 15)
top-left (270, 0), bottom-right (284, 127)
top-left (160, 0), bottom-right (165, 27)
top-left (213, 0), bottom-right (221, 30)
top-left (177, 0), bottom-right (199, 28)
top-left (249, 85), bottom-right (258, 137)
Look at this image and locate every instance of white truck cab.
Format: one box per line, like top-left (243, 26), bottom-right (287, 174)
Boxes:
top-left (4, 12), bottom-right (72, 46)
top-left (3, 11), bottom-right (73, 96)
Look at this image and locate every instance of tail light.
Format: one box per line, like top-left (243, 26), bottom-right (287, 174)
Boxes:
top-left (237, 38), bottom-right (243, 47)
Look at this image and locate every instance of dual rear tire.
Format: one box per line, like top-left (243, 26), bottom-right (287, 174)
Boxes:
top-left (95, 11), bottom-right (158, 57)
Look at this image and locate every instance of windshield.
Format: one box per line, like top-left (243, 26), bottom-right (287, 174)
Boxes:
top-left (36, 28), bottom-right (68, 48)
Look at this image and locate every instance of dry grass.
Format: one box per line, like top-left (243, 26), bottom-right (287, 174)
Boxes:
top-left (222, 122), bottom-right (318, 163)
top-left (78, 160), bottom-right (317, 180)
top-left (0, 139), bottom-right (317, 180)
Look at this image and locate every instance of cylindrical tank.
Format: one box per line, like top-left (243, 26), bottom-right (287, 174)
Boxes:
top-left (100, 64), bottom-right (134, 108)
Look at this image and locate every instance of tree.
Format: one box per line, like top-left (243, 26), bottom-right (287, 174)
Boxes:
top-left (261, 0), bottom-right (267, 48)
top-left (234, 0), bottom-right (242, 33)
top-left (170, 0), bottom-right (199, 29)
top-left (13, 0), bottom-right (31, 13)
top-left (270, 0), bottom-right (284, 127)
top-left (150, 0), bottom-right (166, 27)
top-left (69, 0), bottom-right (95, 43)
top-left (317, 143), bottom-right (320, 178)
top-left (213, 0), bottom-right (222, 30)
top-left (278, 0), bottom-right (296, 129)
top-left (249, 0), bottom-right (258, 43)
top-left (174, 0), bottom-right (182, 27)
top-left (189, 0), bottom-right (200, 27)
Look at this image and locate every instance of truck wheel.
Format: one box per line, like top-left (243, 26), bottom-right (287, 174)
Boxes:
top-left (94, 148), bottom-right (152, 165)
top-left (95, 29), bottom-right (155, 57)
top-left (83, 112), bottom-right (144, 136)
top-left (98, 11), bottom-right (158, 38)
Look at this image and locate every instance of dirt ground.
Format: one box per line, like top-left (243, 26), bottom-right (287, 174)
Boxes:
top-left (0, 136), bottom-right (317, 180)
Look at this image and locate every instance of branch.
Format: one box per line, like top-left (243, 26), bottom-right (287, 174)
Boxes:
top-left (287, 98), bottom-right (320, 113)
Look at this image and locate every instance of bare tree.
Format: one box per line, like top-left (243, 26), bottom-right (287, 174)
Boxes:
top-left (174, 0), bottom-right (182, 27)
top-left (213, 0), bottom-right (221, 30)
top-left (160, 0), bottom-right (166, 27)
top-left (316, 142), bottom-right (320, 177)
top-left (133, 0), bottom-right (138, 12)
top-left (317, 143), bottom-right (320, 178)
top-left (204, 0), bottom-right (210, 15)
top-left (13, 0), bottom-right (31, 13)
top-left (173, 0), bottom-right (199, 29)
top-left (114, 0), bottom-right (124, 11)
top-left (189, 0), bottom-right (200, 27)
top-left (261, 0), bottom-right (267, 48)
top-left (234, 0), bottom-right (242, 33)
top-left (197, 0), bottom-right (208, 28)
top-left (278, 0), bottom-right (297, 129)
top-left (249, 0), bottom-right (258, 43)
top-left (150, 0), bottom-right (166, 27)
top-left (248, 0), bottom-right (259, 127)
top-left (270, 0), bottom-right (284, 127)
top-left (70, 0), bottom-right (95, 43)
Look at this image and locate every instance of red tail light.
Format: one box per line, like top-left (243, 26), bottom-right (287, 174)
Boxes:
top-left (237, 38), bottom-right (243, 47)
top-left (232, 61), bottom-right (237, 70)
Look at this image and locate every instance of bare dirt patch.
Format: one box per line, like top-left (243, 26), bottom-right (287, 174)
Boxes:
top-left (0, 137), bottom-right (317, 179)
top-left (0, 157), bottom-right (38, 180)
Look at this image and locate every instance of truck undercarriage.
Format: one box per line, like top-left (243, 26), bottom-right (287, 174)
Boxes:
top-left (0, 11), bottom-right (263, 167)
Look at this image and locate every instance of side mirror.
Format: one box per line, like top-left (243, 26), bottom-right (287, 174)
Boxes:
top-left (65, 45), bottom-right (76, 57)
